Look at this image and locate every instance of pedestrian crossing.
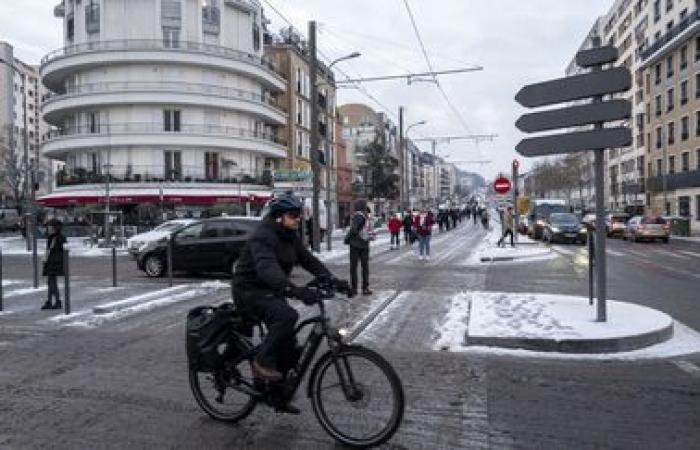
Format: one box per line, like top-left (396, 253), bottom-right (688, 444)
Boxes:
top-left (549, 244), bottom-right (700, 262)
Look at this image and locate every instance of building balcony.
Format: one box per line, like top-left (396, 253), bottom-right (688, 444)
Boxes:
top-left (641, 9), bottom-right (700, 64)
top-left (40, 39), bottom-right (286, 93)
top-left (55, 164), bottom-right (272, 188)
top-left (42, 123), bottom-right (286, 159)
top-left (42, 81), bottom-right (286, 126)
top-left (646, 169), bottom-right (700, 191)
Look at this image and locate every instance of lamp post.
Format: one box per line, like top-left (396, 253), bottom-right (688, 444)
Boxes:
top-left (313, 45), bottom-right (361, 252)
top-left (404, 120), bottom-right (426, 209)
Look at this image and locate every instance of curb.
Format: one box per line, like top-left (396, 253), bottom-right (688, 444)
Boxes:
top-left (465, 321), bottom-right (674, 353)
top-left (93, 285), bottom-right (188, 314)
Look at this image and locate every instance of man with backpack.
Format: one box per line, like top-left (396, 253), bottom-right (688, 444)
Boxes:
top-left (344, 199), bottom-right (374, 296)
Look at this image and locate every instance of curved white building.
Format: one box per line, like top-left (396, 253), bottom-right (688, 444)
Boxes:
top-left (39, 0), bottom-right (286, 215)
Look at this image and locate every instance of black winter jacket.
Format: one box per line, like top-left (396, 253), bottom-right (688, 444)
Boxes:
top-left (345, 212), bottom-right (369, 249)
top-left (43, 233), bottom-right (66, 276)
top-left (233, 218), bottom-right (330, 293)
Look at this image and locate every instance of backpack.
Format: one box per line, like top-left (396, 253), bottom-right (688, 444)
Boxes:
top-left (185, 303), bottom-right (251, 371)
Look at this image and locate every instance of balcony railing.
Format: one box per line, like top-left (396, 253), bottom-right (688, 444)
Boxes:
top-left (44, 122), bottom-right (280, 144)
top-left (44, 81), bottom-right (286, 112)
top-left (41, 39), bottom-right (284, 79)
top-left (647, 168), bottom-right (700, 191)
top-left (641, 9), bottom-right (700, 62)
top-left (55, 164), bottom-right (273, 187)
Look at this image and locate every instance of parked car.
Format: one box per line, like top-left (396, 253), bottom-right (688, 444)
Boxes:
top-left (136, 217), bottom-right (260, 277)
top-left (605, 213), bottom-right (630, 238)
top-left (623, 216), bottom-right (670, 243)
top-left (542, 213), bottom-right (587, 244)
top-left (127, 219), bottom-right (196, 258)
top-left (0, 208), bottom-right (20, 232)
top-left (527, 199), bottom-right (568, 240)
top-left (518, 215), bottom-right (529, 235)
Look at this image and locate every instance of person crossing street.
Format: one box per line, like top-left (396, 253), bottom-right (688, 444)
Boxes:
top-left (387, 213), bottom-right (402, 250)
top-left (497, 206), bottom-right (515, 247)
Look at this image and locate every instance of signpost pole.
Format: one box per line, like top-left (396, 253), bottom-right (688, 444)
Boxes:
top-left (512, 160), bottom-right (519, 245)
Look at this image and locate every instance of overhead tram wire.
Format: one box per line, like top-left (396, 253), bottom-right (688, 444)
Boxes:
top-left (401, 0), bottom-right (475, 135)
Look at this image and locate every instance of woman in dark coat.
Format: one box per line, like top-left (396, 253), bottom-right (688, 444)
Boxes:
top-left (41, 219), bottom-right (66, 310)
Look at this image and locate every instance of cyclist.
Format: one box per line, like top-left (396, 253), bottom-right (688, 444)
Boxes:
top-left (232, 193), bottom-right (351, 389)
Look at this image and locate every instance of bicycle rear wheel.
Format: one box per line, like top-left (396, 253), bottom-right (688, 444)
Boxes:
top-left (189, 352), bottom-right (258, 422)
top-left (310, 345), bottom-right (404, 448)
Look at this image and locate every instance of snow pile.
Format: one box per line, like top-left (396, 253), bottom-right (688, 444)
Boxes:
top-left (461, 226), bottom-right (554, 265)
top-left (0, 237), bottom-right (128, 257)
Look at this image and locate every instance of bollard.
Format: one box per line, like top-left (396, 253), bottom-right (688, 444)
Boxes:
top-left (63, 249), bottom-right (71, 315)
top-left (0, 248), bottom-right (3, 312)
top-left (588, 228), bottom-right (595, 306)
top-left (112, 246), bottom-right (118, 287)
top-left (167, 236), bottom-right (173, 287)
top-left (32, 226), bottom-right (39, 289)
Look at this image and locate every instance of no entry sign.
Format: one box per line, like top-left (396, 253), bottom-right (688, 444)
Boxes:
top-left (494, 176), bottom-right (511, 194)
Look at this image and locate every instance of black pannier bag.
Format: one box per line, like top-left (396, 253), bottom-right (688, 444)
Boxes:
top-left (186, 303), bottom-right (248, 371)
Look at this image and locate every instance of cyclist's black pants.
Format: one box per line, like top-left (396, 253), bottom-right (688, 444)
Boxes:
top-left (234, 289), bottom-right (299, 371)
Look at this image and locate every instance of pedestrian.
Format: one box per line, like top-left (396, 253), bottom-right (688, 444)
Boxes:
top-left (497, 206), bottom-right (515, 247)
top-left (472, 206), bottom-right (479, 225)
top-left (402, 211), bottom-right (413, 246)
top-left (481, 208), bottom-right (490, 230)
top-left (413, 208), bottom-right (434, 261)
top-left (387, 213), bottom-right (402, 250)
top-left (344, 199), bottom-right (374, 296)
top-left (41, 219), bottom-right (66, 310)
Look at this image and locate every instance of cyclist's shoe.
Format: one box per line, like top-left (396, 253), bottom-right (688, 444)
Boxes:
top-left (252, 359), bottom-right (283, 382)
top-left (275, 401), bottom-right (301, 415)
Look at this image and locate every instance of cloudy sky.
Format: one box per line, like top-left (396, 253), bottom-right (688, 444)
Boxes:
top-left (1, 0), bottom-right (611, 180)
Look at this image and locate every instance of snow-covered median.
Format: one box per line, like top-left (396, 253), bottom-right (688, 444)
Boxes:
top-left (0, 237), bottom-right (127, 257)
top-left (461, 226), bottom-right (554, 265)
top-left (434, 291), bottom-right (691, 359)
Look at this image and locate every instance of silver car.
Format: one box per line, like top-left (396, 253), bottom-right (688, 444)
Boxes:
top-left (623, 216), bottom-right (670, 243)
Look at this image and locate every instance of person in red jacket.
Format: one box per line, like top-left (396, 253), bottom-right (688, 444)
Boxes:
top-left (387, 213), bottom-right (403, 250)
top-left (413, 209), bottom-right (435, 261)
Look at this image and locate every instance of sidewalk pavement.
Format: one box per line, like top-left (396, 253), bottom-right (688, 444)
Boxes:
top-left (436, 291), bottom-right (679, 354)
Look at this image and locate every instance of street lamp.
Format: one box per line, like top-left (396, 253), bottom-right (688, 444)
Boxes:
top-left (328, 52), bottom-right (361, 70)
top-left (1, 56), bottom-right (32, 251)
top-left (404, 120), bottom-right (426, 209)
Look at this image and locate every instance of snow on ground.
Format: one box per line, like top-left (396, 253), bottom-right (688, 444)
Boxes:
top-left (434, 291), bottom-right (699, 360)
top-left (672, 235), bottom-right (700, 243)
top-left (315, 232), bottom-right (393, 262)
top-left (0, 237), bottom-right (127, 257)
top-left (461, 226), bottom-right (554, 265)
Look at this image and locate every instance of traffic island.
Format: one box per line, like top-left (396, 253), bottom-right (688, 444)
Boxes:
top-left (453, 292), bottom-right (674, 353)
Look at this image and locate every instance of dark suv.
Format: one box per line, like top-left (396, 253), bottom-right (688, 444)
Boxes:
top-left (136, 217), bottom-right (260, 277)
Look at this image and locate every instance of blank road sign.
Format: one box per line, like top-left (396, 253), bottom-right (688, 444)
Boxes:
top-left (515, 127), bottom-right (631, 157)
top-left (515, 67), bottom-right (631, 108)
top-left (575, 46), bottom-right (619, 67)
top-left (515, 99), bottom-right (631, 133)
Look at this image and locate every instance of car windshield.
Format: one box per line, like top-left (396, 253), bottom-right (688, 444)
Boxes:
top-left (154, 222), bottom-right (188, 232)
top-left (641, 216), bottom-right (666, 225)
top-left (534, 204), bottom-right (567, 218)
top-left (550, 213), bottom-right (578, 225)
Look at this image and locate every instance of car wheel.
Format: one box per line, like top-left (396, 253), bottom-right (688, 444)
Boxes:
top-left (662, 237), bottom-right (669, 244)
top-left (144, 255), bottom-right (165, 278)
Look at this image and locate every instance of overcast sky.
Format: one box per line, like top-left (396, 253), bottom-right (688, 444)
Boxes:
top-left (1, 0), bottom-right (611, 180)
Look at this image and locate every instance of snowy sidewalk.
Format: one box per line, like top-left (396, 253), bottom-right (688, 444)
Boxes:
top-left (437, 291), bottom-right (675, 354)
top-left (0, 236), bottom-right (128, 257)
top-left (463, 225), bottom-right (554, 265)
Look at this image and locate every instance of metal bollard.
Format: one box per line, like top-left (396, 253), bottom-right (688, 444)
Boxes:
top-left (112, 246), bottom-right (118, 287)
top-left (32, 226), bottom-right (38, 289)
top-left (167, 237), bottom-right (173, 287)
top-left (588, 228), bottom-right (595, 306)
top-left (0, 248), bottom-right (3, 312)
top-left (63, 249), bottom-right (71, 315)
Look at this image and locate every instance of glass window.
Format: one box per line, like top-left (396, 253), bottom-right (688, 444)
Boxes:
top-left (177, 224), bottom-right (204, 241)
top-left (681, 80), bottom-right (688, 104)
top-left (655, 64), bottom-right (661, 84)
top-left (696, 195), bottom-right (700, 221)
top-left (682, 151), bottom-right (690, 171)
top-left (669, 155), bottom-right (676, 173)
top-left (682, 116), bottom-right (689, 139)
top-left (680, 45), bottom-right (688, 69)
top-left (202, 221), bottom-right (237, 239)
top-left (679, 196), bottom-right (690, 217)
top-left (667, 88), bottom-right (674, 111)
top-left (666, 55), bottom-right (674, 78)
top-left (668, 121), bottom-right (674, 144)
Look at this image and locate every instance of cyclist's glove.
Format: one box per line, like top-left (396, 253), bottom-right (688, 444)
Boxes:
top-left (332, 278), bottom-right (353, 296)
top-left (287, 285), bottom-right (322, 305)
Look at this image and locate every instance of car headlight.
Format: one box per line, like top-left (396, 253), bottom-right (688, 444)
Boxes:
top-left (579, 228), bottom-right (587, 233)
top-left (550, 227), bottom-right (560, 233)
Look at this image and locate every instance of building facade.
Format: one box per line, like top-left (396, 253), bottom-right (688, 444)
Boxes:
top-left (640, 0), bottom-right (700, 228)
top-left (39, 0), bottom-right (287, 220)
top-left (1, 41), bottom-right (52, 208)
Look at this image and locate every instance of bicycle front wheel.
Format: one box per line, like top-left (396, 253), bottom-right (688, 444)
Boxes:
top-left (310, 345), bottom-right (404, 448)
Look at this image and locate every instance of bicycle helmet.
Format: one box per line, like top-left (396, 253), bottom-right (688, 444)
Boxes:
top-left (266, 193), bottom-right (303, 217)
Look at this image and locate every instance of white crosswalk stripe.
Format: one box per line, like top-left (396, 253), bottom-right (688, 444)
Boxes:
top-left (678, 250), bottom-right (700, 259)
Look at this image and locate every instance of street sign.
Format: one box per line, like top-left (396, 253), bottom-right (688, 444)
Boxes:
top-left (493, 176), bottom-right (511, 194)
top-left (515, 67), bottom-right (631, 108)
top-left (515, 99), bottom-right (631, 133)
top-left (576, 45), bottom-right (618, 67)
top-left (516, 127), bottom-right (631, 157)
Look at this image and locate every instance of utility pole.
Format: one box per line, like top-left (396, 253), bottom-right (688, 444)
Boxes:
top-left (309, 20), bottom-right (321, 252)
top-left (399, 106), bottom-right (405, 209)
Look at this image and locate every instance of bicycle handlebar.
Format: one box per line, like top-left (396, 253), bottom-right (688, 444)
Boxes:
top-left (305, 276), bottom-right (354, 300)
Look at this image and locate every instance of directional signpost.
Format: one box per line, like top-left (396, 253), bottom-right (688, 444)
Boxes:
top-left (515, 38), bottom-right (631, 322)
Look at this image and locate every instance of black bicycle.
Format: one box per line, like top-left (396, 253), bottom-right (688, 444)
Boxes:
top-left (187, 277), bottom-right (405, 448)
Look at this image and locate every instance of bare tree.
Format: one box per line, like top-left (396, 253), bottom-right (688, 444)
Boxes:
top-left (0, 124), bottom-right (26, 210)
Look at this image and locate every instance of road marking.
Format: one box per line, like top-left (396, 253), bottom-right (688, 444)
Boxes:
top-left (552, 246), bottom-right (574, 255)
top-left (623, 249), bottom-right (650, 258)
top-left (678, 250), bottom-right (700, 259)
top-left (606, 249), bottom-right (626, 256)
top-left (652, 251), bottom-right (691, 260)
top-left (673, 360), bottom-right (700, 378)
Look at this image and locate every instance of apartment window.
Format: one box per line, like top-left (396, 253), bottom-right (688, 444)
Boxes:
top-left (697, 148), bottom-right (700, 169)
top-left (657, 158), bottom-right (663, 175)
top-left (162, 0), bottom-right (182, 28)
top-left (85, 0), bottom-right (100, 33)
top-left (696, 36), bottom-right (700, 61)
top-left (667, 20), bottom-right (674, 32)
top-left (696, 74), bottom-right (700, 98)
top-left (654, 30), bottom-right (662, 42)
top-left (667, 55), bottom-right (674, 78)
top-left (296, 98), bottom-right (303, 125)
top-left (646, 103), bottom-right (651, 123)
top-left (656, 126), bottom-right (662, 148)
top-left (680, 8), bottom-right (688, 21)
top-left (88, 112), bottom-right (99, 134)
top-left (163, 109), bottom-right (181, 132)
top-left (655, 95), bottom-right (662, 116)
top-left (162, 28), bottom-right (180, 48)
top-left (669, 155), bottom-right (676, 173)
top-left (682, 116), bottom-right (689, 140)
top-left (667, 88), bottom-right (674, 111)
top-left (682, 151), bottom-right (690, 171)
top-left (67, 13), bottom-right (74, 41)
top-left (253, 20), bottom-right (261, 51)
top-left (655, 63), bottom-right (661, 84)
top-left (646, 72), bottom-right (651, 94)
top-left (668, 121), bottom-right (675, 145)
top-left (666, 0), bottom-right (673, 12)
top-left (205, 152), bottom-right (219, 180)
top-left (680, 45), bottom-right (688, 70)
top-left (164, 150), bottom-right (182, 180)
top-left (654, 0), bottom-right (661, 21)
top-left (296, 130), bottom-right (303, 156)
top-left (296, 67), bottom-right (302, 93)
top-left (202, 2), bottom-right (221, 35)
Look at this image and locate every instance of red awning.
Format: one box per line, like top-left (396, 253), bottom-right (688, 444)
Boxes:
top-left (37, 193), bottom-right (270, 207)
